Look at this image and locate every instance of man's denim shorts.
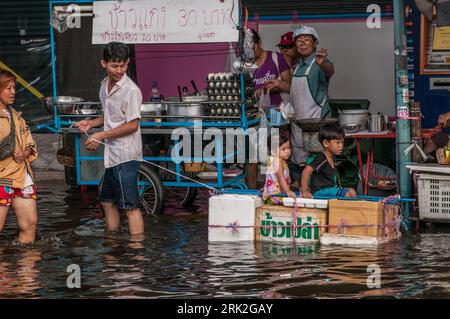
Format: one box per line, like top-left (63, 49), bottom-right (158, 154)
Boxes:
top-left (98, 160), bottom-right (143, 212)
top-left (313, 187), bottom-right (350, 198)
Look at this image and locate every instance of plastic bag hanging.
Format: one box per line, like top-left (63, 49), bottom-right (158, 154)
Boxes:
top-left (258, 89), bottom-right (271, 112)
top-left (242, 27), bottom-right (255, 62)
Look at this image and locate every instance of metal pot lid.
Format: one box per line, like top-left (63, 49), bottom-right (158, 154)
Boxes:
top-left (141, 103), bottom-right (166, 109)
top-left (181, 95), bottom-right (209, 102)
top-left (339, 109), bottom-right (370, 114)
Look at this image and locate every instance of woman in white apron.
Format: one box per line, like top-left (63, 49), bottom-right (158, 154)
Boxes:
top-left (290, 26), bottom-right (335, 165)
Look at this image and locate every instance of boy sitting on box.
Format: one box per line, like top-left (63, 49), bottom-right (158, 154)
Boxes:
top-left (301, 124), bottom-right (357, 199)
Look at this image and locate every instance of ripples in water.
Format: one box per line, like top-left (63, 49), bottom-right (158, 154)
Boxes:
top-left (0, 181), bottom-right (449, 298)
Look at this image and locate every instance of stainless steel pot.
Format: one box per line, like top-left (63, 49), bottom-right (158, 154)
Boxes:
top-left (338, 109), bottom-right (370, 131)
top-left (167, 95), bottom-right (208, 122)
top-left (368, 114), bottom-right (387, 132)
top-left (342, 123), bottom-right (361, 133)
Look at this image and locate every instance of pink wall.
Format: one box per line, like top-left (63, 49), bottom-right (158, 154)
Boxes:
top-left (135, 43), bottom-right (231, 101)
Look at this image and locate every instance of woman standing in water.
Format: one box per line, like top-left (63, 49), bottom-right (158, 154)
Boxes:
top-left (0, 68), bottom-right (38, 244)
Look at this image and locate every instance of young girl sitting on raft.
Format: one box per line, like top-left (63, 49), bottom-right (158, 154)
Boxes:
top-left (262, 129), bottom-right (296, 204)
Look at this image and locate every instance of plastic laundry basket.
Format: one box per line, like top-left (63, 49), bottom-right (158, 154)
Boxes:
top-left (417, 173), bottom-right (450, 221)
top-left (269, 108), bottom-right (288, 127)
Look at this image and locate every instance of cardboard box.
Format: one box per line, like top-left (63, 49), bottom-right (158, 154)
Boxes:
top-left (208, 194), bottom-right (263, 242)
top-left (255, 205), bottom-right (328, 243)
top-left (328, 200), bottom-right (401, 239)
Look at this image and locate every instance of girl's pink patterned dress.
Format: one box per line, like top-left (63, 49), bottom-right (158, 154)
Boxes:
top-left (262, 156), bottom-right (291, 204)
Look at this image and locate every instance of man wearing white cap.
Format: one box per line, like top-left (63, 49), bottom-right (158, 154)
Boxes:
top-left (290, 26), bottom-right (334, 165)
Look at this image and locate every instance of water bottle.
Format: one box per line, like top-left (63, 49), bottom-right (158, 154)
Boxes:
top-left (150, 80), bottom-right (161, 102)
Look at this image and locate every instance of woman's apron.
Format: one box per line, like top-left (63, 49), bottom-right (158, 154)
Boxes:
top-left (290, 58), bottom-right (327, 164)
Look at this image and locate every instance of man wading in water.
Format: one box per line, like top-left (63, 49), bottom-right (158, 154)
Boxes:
top-left (75, 42), bottom-right (145, 238)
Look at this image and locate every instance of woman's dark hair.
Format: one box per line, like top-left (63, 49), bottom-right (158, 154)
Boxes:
top-left (250, 28), bottom-right (261, 43)
top-left (0, 68), bottom-right (16, 91)
top-left (103, 42), bottom-right (130, 62)
top-left (318, 124), bottom-right (345, 144)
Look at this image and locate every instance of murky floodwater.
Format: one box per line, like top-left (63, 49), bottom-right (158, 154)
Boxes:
top-left (0, 180), bottom-right (449, 299)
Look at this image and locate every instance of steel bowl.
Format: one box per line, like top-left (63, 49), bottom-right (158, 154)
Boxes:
top-left (41, 96), bottom-right (85, 114)
top-left (343, 123), bottom-right (361, 133)
top-left (141, 103), bottom-right (167, 115)
top-left (339, 109), bottom-right (370, 131)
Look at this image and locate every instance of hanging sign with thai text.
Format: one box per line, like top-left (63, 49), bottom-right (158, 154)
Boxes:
top-left (92, 0), bottom-right (240, 44)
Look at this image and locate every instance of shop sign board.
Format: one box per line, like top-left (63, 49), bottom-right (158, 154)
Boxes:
top-left (92, 0), bottom-right (239, 44)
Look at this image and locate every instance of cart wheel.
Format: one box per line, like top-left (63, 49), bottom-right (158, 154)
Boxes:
top-left (138, 163), bottom-right (165, 215)
top-left (159, 167), bottom-right (199, 208)
top-left (180, 186), bottom-right (198, 208)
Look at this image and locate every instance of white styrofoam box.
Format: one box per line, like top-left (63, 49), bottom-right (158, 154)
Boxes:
top-left (320, 233), bottom-right (400, 246)
top-left (282, 197), bottom-right (328, 209)
top-left (208, 194), bottom-right (263, 242)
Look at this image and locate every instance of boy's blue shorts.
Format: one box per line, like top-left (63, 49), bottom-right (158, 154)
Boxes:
top-left (313, 187), bottom-right (350, 198)
top-left (98, 160), bottom-right (143, 213)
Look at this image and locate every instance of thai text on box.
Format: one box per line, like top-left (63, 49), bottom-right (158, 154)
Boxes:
top-left (92, 0), bottom-right (240, 44)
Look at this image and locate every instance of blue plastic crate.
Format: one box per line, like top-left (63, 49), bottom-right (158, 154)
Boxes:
top-left (269, 108), bottom-right (288, 127)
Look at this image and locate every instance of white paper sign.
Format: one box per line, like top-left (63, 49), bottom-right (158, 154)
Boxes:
top-left (92, 0), bottom-right (239, 44)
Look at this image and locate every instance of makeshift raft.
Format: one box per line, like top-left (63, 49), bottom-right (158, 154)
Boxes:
top-left (208, 194), bottom-right (403, 246)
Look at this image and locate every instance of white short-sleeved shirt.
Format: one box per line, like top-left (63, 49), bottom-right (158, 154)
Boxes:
top-left (100, 74), bottom-right (143, 168)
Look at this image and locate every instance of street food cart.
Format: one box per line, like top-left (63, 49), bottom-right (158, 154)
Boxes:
top-left (38, 0), bottom-right (261, 215)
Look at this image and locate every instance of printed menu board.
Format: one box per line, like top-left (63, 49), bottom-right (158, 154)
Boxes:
top-left (433, 26), bottom-right (450, 51)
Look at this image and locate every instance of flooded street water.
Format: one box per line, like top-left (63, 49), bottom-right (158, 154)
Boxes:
top-left (0, 180), bottom-right (449, 299)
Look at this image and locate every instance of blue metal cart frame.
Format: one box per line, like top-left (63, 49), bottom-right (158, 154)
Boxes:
top-left (39, 0), bottom-right (261, 193)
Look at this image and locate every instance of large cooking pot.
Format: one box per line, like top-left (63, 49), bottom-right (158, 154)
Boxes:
top-left (167, 95), bottom-right (208, 122)
top-left (41, 96), bottom-right (85, 114)
top-left (368, 114), bottom-right (388, 132)
top-left (338, 109), bottom-right (369, 131)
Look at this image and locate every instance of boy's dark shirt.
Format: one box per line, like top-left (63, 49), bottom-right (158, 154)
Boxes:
top-left (306, 152), bottom-right (337, 193)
